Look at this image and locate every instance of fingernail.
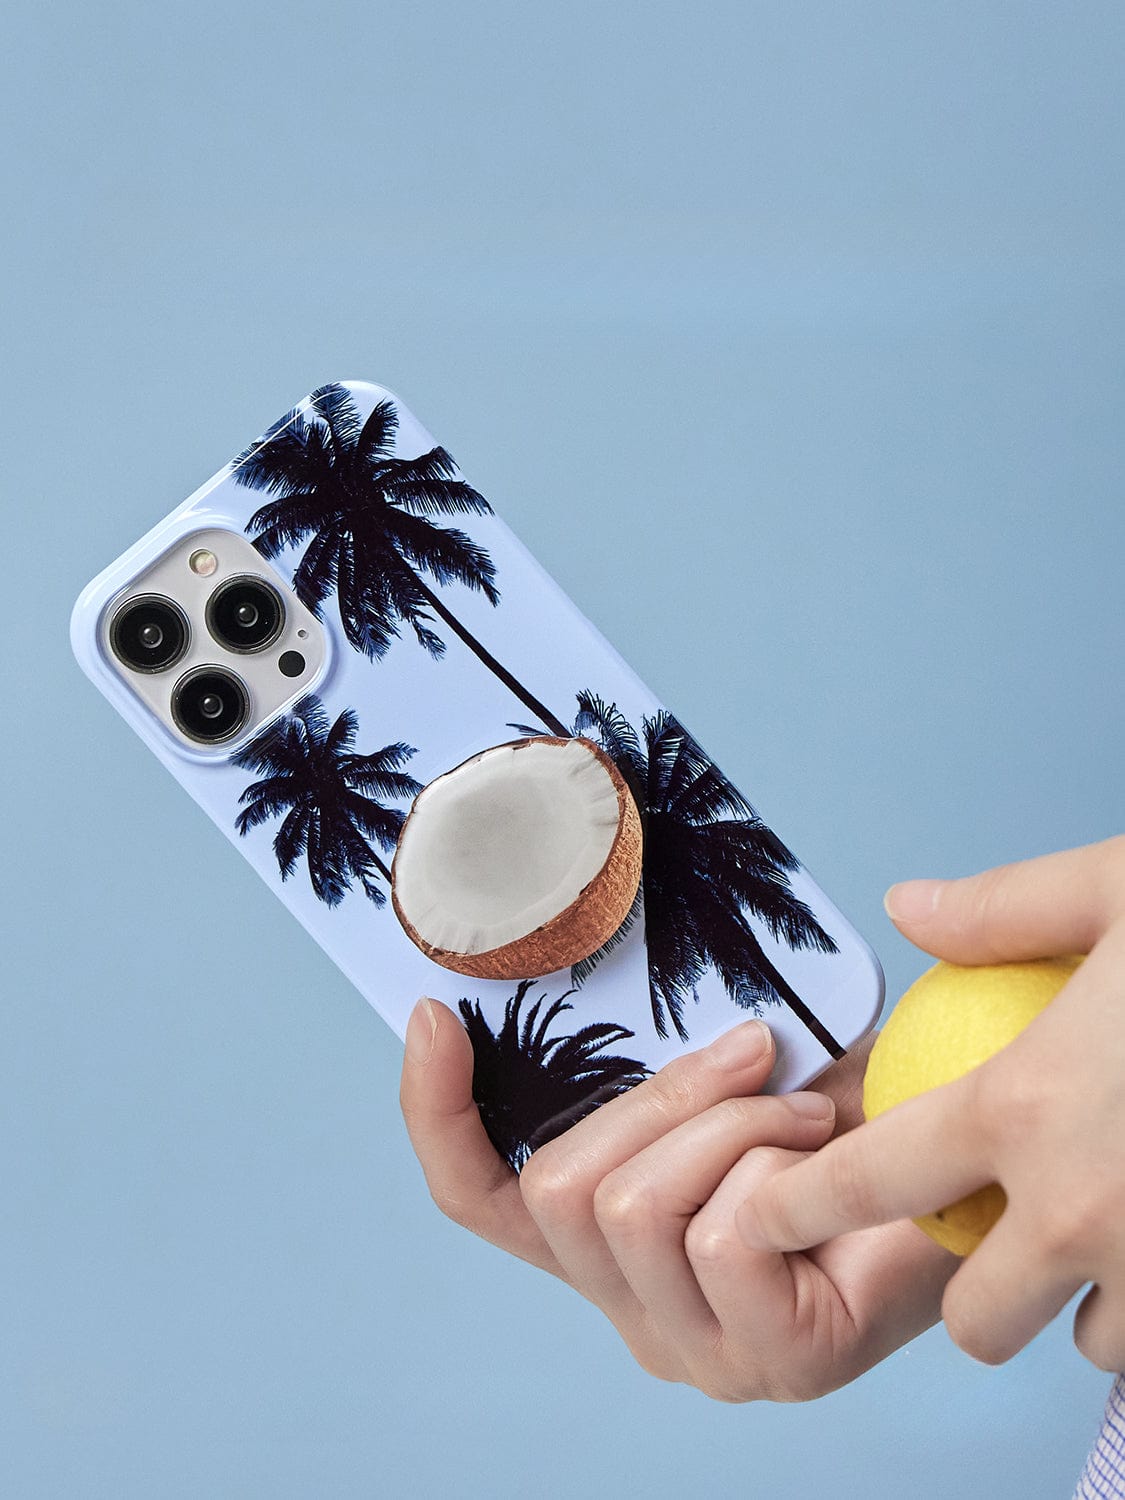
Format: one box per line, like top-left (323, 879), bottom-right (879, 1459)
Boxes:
top-left (785, 1091), bottom-right (836, 1121)
top-left (709, 1019), bottom-right (772, 1068)
top-left (405, 999), bottom-right (437, 1064)
top-left (884, 879), bottom-right (943, 923)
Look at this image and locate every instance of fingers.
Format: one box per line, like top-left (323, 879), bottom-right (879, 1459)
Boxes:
top-left (681, 1142), bottom-right (820, 1395)
top-left (883, 836), bottom-right (1125, 964)
top-left (594, 1093), bottom-right (836, 1358)
top-left (399, 999), bottom-right (559, 1273)
top-left (519, 1019), bottom-right (777, 1320)
top-left (939, 1205), bottom-right (1083, 1365)
top-left (737, 1073), bottom-right (992, 1251)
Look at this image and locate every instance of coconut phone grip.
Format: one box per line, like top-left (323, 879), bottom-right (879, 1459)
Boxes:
top-left (72, 381), bottom-right (883, 1170)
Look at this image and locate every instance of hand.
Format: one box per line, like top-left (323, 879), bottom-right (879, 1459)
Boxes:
top-left (739, 836), bottom-right (1125, 1373)
top-left (401, 1006), bottom-right (954, 1401)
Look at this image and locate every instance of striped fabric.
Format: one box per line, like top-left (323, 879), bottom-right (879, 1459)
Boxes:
top-left (1074, 1377), bottom-right (1125, 1498)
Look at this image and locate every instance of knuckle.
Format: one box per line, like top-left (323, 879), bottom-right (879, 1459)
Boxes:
top-left (683, 1343), bottom-right (760, 1406)
top-left (519, 1148), bottom-right (583, 1223)
top-left (710, 1095), bottom-right (750, 1130)
top-left (592, 1170), bottom-right (658, 1238)
top-left (633, 1354), bottom-right (681, 1385)
top-left (694, 1377), bottom-right (754, 1405)
top-left (648, 1055), bottom-right (705, 1120)
top-left (969, 1062), bottom-right (1029, 1149)
top-left (941, 1285), bottom-right (1009, 1366)
top-left (1036, 1191), bottom-right (1104, 1266)
top-left (753, 1143), bottom-right (798, 1176)
top-left (625, 1319), bottom-right (684, 1385)
top-left (965, 1060), bottom-right (1053, 1160)
top-left (684, 1212), bottom-right (739, 1272)
top-left (739, 1146), bottom-right (806, 1242)
top-left (427, 1183), bottom-right (476, 1231)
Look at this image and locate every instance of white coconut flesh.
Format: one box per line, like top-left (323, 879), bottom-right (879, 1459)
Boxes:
top-left (392, 736), bottom-right (643, 979)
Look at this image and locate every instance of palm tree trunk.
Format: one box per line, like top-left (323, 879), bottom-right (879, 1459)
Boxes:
top-left (413, 578), bottom-right (570, 737)
top-left (754, 949), bottom-right (846, 1060)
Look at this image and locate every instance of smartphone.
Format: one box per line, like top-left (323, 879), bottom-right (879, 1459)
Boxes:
top-left (71, 380), bottom-right (883, 1169)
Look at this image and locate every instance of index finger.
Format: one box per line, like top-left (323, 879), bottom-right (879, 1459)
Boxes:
top-left (736, 1073), bottom-right (993, 1252)
top-left (884, 836), bottom-right (1125, 965)
top-left (399, 998), bottom-right (561, 1274)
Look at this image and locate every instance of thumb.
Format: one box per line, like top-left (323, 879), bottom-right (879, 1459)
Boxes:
top-left (883, 838), bottom-right (1125, 964)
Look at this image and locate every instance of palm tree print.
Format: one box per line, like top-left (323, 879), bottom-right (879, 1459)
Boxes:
top-left (517, 693), bottom-right (845, 1056)
top-left (233, 694), bottom-right (422, 908)
top-left (233, 383), bottom-right (569, 737)
top-left (460, 981), bottom-right (649, 1171)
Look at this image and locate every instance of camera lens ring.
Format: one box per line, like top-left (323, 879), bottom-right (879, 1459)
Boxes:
top-left (109, 594), bottom-right (190, 673)
top-left (206, 574), bottom-right (285, 654)
top-left (171, 666), bottom-right (250, 744)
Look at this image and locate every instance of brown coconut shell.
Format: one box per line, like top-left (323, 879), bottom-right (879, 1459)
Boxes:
top-left (391, 735), bottom-right (643, 980)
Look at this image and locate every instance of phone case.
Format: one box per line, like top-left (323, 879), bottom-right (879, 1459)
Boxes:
top-left (71, 380), bottom-right (883, 1169)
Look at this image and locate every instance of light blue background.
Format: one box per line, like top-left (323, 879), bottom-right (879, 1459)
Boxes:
top-left (3, 3), bottom-right (1123, 1496)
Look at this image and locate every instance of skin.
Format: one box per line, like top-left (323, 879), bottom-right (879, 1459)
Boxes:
top-left (400, 1010), bottom-right (953, 1402)
top-left (739, 835), bottom-right (1125, 1376)
top-left (401, 834), bottom-right (1125, 1395)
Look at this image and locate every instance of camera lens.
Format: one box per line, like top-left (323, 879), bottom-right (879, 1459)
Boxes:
top-left (172, 667), bottom-right (250, 743)
top-left (110, 595), bottom-right (189, 673)
top-left (206, 576), bottom-right (284, 653)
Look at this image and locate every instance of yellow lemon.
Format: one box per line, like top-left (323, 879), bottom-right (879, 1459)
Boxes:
top-left (862, 956), bottom-right (1082, 1256)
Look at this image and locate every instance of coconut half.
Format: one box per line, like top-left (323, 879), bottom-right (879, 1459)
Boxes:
top-left (391, 735), bottom-right (643, 980)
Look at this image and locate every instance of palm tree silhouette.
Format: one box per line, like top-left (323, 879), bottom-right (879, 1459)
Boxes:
top-left (460, 981), bottom-right (649, 1170)
top-left (233, 384), bottom-right (568, 736)
top-left (233, 694), bottom-right (422, 908)
top-left (517, 693), bottom-right (844, 1056)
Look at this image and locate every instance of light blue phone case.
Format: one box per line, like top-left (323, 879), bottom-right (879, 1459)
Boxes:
top-left (71, 381), bottom-right (883, 1168)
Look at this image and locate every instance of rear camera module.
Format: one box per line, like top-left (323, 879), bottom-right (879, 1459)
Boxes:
top-left (206, 576), bottom-right (284, 653)
top-left (110, 595), bottom-right (189, 673)
top-left (171, 667), bottom-right (250, 744)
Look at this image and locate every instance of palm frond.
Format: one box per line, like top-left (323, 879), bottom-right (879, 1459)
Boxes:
top-left (291, 527), bottom-right (343, 614)
top-left (232, 404), bottom-right (301, 470)
top-left (274, 803), bottom-right (311, 880)
top-left (290, 693), bottom-right (331, 745)
top-left (232, 718), bottom-right (300, 777)
top-left (358, 557), bottom-right (447, 659)
top-left (308, 383), bottom-right (365, 462)
top-left (458, 984), bottom-right (648, 1170)
top-left (573, 691), bottom-right (647, 787)
top-left (234, 774), bottom-right (299, 831)
top-left (334, 541), bottom-right (403, 659)
top-left (352, 397), bottom-right (400, 466)
top-left (382, 510), bottom-right (501, 604)
top-left (667, 754), bottom-right (754, 825)
top-left (335, 820), bottom-right (390, 906)
top-left (341, 745), bottom-right (421, 800)
top-left (305, 814), bottom-right (347, 907)
top-left (342, 791), bottom-right (407, 853)
top-left (233, 693), bottom-right (415, 908)
top-left (245, 487), bottom-right (335, 555)
top-left (237, 421), bottom-right (336, 503)
top-left (323, 706), bottom-right (359, 758)
top-left (375, 448), bottom-right (492, 517)
top-left (569, 884), bottom-right (643, 987)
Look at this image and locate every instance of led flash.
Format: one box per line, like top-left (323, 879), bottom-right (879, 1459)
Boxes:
top-left (189, 548), bottom-right (218, 577)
